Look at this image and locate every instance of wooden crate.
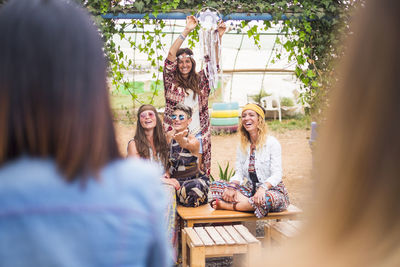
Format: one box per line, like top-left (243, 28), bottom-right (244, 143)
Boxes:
top-left (182, 225), bottom-right (261, 267)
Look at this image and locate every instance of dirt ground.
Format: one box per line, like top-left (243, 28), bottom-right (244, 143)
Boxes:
top-left (114, 122), bottom-right (313, 209)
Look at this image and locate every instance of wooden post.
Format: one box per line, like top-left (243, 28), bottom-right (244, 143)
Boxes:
top-left (233, 253), bottom-right (246, 267)
top-left (242, 221), bottom-right (256, 236)
top-left (182, 229), bottom-right (188, 267)
top-left (263, 223), bottom-right (272, 247)
top-left (190, 246), bottom-right (205, 267)
top-left (247, 242), bottom-right (261, 266)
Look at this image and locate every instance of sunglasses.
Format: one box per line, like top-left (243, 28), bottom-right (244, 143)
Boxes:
top-left (171, 114), bottom-right (186, 121)
top-left (140, 111), bottom-right (155, 119)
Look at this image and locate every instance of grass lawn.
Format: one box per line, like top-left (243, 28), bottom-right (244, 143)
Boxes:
top-left (110, 82), bottom-right (224, 123)
top-left (267, 114), bottom-right (311, 132)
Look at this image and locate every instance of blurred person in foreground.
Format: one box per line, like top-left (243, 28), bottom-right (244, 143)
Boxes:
top-left (0, 0), bottom-right (170, 266)
top-left (264, 0), bottom-right (400, 266)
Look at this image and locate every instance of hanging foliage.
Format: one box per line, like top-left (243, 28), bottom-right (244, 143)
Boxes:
top-left (0, 0), bottom-right (364, 118)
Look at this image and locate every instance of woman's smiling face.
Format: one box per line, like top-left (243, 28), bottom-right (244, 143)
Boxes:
top-left (177, 54), bottom-right (193, 78)
top-left (171, 109), bottom-right (190, 132)
top-left (241, 109), bottom-right (259, 133)
top-left (139, 110), bottom-right (157, 130)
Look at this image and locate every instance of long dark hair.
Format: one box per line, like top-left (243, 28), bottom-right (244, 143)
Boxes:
top-left (134, 105), bottom-right (169, 171)
top-left (0, 0), bottom-right (120, 181)
top-left (176, 48), bottom-right (200, 98)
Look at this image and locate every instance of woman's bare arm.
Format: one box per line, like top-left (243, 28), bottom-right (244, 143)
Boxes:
top-left (127, 141), bottom-right (140, 158)
top-left (167, 16), bottom-right (197, 61)
top-left (215, 21), bottom-right (226, 66)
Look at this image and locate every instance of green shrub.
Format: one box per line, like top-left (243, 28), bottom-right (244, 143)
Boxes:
top-left (249, 89), bottom-right (270, 105)
top-left (280, 97), bottom-right (295, 107)
top-left (267, 114), bottom-right (311, 132)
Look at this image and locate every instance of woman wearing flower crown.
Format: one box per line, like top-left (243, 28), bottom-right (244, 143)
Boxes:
top-left (163, 15), bottom-right (226, 176)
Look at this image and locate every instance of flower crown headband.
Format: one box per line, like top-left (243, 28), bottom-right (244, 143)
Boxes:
top-left (177, 54), bottom-right (194, 60)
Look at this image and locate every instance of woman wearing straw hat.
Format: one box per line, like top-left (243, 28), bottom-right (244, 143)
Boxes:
top-left (210, 103), bottom-right (290, 218)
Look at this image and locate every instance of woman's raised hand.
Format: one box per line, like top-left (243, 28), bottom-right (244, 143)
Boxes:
top-left (173, 129), bottom-right (188, 142)
top-left (185, 15), bottom-right (198, 32)
top-left (217, 21), bottom-right (227, 38)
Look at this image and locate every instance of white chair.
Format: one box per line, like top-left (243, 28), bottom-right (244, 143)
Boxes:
top-left (260, 96), bottom-right (281, 122)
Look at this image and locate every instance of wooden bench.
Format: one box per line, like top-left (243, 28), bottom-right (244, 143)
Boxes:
top-left (177, 204), bottom-right (302, 227)
top-left (182, 225), bottom-right (261, 267)
top-left (264, 220), bottom-right (302, 246)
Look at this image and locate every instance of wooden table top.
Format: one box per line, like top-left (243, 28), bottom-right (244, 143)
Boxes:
top-left (177, 204), bottom-right (302, 221)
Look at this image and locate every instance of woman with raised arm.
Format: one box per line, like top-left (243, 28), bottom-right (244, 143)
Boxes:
top-left (210, 104), bottom-right (290, 218)
top-left (167, 104), bottom-right (210, 207)
top-left (163, 15), bottom-right (226, 176)
top-left (0, 0), bottom-right (170, 266)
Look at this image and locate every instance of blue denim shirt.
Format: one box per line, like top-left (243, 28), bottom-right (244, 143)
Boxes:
top-left (0, 157), bottom-right (171, 267)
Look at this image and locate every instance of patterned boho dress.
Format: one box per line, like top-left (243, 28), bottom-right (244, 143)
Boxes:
top-left (210, 147), bottom-right (290, 218)
top-left (169, 138), bottom-right (209, 207)
top-left (163, 58), bottom-right (212, 175)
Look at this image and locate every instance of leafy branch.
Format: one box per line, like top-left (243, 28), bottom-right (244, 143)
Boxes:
top-left (78, 0), bottom-right (364, 120)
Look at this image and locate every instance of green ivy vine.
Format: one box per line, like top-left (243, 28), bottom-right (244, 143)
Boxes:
top-left (0, 0), bottom-right (364, 119)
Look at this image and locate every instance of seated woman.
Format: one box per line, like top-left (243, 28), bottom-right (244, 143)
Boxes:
top-left (167, 104), bottom-right (209, 207)
top-left (127, 105), bottom-right (173, 179)
top-left (210, 103), bottom-right (290, 218)
top-left (127, 104), bottom-right (178, 262)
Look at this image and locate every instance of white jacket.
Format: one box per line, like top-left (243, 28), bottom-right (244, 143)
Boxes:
top-left (230, 135), bottom-right (282, 187)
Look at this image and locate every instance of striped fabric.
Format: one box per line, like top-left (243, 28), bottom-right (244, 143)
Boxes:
top-left (210, 180), bottom-right (290, 218)
top-left (169, 139), bottom-right (210, 207)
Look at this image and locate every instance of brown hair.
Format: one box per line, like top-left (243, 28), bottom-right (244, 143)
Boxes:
top-left (264, 0), bottom-right (400, 266)
top-left (173, 103), bottom-right (193, 118)
top-left (176, 48), bottom-right (200, 98)
top-left (0, 0), bottom-right (120, 181)
top-left (239, 104), bottom-right (267, 152)
top-left (134, 105), bottom-right (169, 171)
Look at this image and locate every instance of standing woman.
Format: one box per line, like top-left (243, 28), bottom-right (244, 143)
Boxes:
top-left (163, 15), bottom-right (226, 176)
top-left (210, 104), bottom-right (290, 218)
top-left (0, 0), bottom-right (170, 266)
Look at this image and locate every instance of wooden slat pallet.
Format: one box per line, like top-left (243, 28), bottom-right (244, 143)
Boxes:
top-left (264, 220), bottom-right (302, 246)
top-left (182, 226), bottom-right (261, 267)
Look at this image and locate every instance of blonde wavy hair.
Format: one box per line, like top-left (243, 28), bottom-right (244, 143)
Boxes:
top-left (239, 110), bottom-right (268, 153)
